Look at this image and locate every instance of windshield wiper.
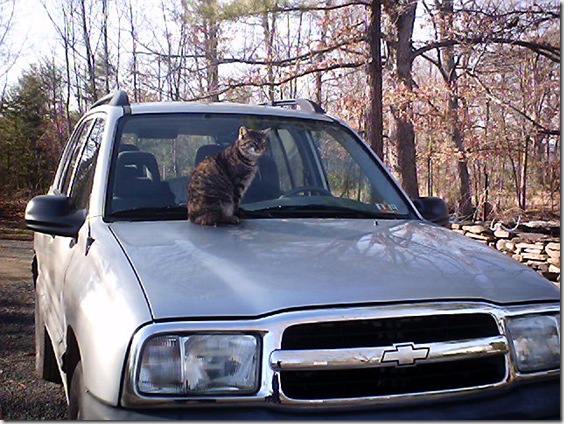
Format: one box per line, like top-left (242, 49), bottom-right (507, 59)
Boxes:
top-left (109, 205), bottom-right (187, 220)
top-left (109, 204), bottom-right (404, 220)
top-left (240, 204), bottom-right (404, 219)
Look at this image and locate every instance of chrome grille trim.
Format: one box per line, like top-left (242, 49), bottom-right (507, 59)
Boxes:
top-left (270, 335), bottom-right (509, 371)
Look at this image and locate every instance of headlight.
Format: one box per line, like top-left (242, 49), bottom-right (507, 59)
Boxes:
top-left (507, 314), bottom-right (560, 373)
top-left (138, 333), bottom-right (260, 396)
top-left (138, 335), bottom-right (183, 394)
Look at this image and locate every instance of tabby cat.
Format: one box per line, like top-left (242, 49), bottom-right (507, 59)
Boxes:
top-left (187, 126), bottom-right (270, 225)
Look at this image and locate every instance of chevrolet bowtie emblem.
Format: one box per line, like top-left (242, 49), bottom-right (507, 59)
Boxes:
top-left (381, 343), bottom-right (430, 366)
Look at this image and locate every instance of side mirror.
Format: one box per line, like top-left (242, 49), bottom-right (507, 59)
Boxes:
top-left (412, 196), bottom-right (450, 227)
top-left (25, 195), bottom-right (87, 238)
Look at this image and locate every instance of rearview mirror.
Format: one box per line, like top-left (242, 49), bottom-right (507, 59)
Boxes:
top-left (412, 197), bottom-right (450, 228)
top-left (25, 195), bottom-right (87, 238)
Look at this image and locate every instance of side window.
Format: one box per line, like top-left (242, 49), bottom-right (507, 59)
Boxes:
top-left (271, 129), bottom-right (307, 191)
top-left (58, 121), bottom-right (94, 195)
top-left (53, 121), bottom-right (87, 193)
top-left (314, 132), bottom-right (372, 202)
top-left (70, 118), bottom-right (105, 209)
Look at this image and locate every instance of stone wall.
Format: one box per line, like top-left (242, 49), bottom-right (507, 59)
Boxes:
top-left (452, 220), bottom-right (560, 286)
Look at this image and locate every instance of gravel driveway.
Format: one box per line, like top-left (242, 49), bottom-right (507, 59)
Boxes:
top-left (0, 236), bottom-right (67, 420)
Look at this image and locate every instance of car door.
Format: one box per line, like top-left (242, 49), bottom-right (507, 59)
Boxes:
top-left (37, 116), bottom-right (105, 359)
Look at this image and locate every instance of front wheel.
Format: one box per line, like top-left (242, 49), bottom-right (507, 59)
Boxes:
top-left (68, 361), bottom-right (85, 419)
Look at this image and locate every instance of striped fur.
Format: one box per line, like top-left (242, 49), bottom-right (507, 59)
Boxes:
top-left (187, 126), bottom-right (269, 225)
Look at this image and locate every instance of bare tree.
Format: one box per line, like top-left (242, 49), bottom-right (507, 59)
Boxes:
top-left (125, 0), bottom-right (140, 101)
top-left (365, 0), bottom-right (384, 160)
top-left (78, 0), bottom-right (97, 103)
top-left (15, 0), bottom-right (558, 218)
top-left (101, 0), bottom-right (110, 93)
top-left (413, 0), bottom-right (560, 216)
top-left (0, 0), bottom-right (18, 105)
top-left (383, 0), bottom-right (419, 198)
top-left (437, 0), bottom-right (473, 217)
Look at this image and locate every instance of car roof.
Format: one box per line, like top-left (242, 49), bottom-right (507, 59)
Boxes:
top-left (88, 91), bottom-right (335, 122)
top-left (125, 101), bottom-right (335, 122)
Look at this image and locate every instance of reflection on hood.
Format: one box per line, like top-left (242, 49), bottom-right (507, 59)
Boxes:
top-left (110, 219), bottom-right (559, 319)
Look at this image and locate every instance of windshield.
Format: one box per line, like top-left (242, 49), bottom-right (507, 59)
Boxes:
top-left (106, 113), bottom-right (415, 221)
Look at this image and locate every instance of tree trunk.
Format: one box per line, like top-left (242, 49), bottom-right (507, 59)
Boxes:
top-left (519, 136), bottom-right (529, 210)
top-left (62, 6), bottom-right (73, 136)
top-left (386, 0), bottom-right (419, 198)
top-left (452, 116), bottom-right (473, 216)
top-left (127, 0), bottom-right (139, 102)
top-left (205, 15), bottom-right (220, 102)
top-left (261, 9), bottom-right (275, 102)
top-left (101, 0), bottom-right (110, 94)
top-left (79, 0), bottom-right (97, 103)
top-left (439, 0), bottom-right (473, 217)
top-left (366, 0), bottom-right (384, 161)
top-left (314, 0), bottom-right (332, 107)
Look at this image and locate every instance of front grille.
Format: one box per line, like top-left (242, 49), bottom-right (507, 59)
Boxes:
top-left (282, 356), bottom-right (506, 399)
top-left (279, 313), bottom-right (506, 400)
top-left (282, 313), bottom-right (499, 349)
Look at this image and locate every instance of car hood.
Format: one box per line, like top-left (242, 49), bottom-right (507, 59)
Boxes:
top-left (109, 219), bottom-right (559, 319)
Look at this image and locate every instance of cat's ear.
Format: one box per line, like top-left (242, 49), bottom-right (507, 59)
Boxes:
top-left (261, 128), bottom-right (272, 137)
top-left (239, 126), bottom-right (249, 138)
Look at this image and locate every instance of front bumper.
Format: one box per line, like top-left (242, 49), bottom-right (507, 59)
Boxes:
top-left (82, 379), bottom-right (560, 420)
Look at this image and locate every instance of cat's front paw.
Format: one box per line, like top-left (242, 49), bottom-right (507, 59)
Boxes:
top-left (228, 215), bottom-right (241, 225)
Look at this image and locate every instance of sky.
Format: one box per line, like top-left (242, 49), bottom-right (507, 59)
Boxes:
top-left (5, 0), bottom-right (59, 85)
top-left (4, 0), bottom-right (434, 88)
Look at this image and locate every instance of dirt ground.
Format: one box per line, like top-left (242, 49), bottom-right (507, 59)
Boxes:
top-left (0, 228), bottom-right (67, 420)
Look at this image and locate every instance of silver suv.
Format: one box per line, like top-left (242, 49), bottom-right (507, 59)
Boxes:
top-left (25, 91), bottom-right (560, 419)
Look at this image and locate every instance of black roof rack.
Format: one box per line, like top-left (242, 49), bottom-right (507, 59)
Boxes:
top-left (260, 98), bottom-right (326, 114)
top-left (90, 90), bottom-right (130, 109)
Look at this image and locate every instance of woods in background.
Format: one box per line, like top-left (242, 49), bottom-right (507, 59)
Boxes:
top-left (0, 0), bottom-right (560, 221)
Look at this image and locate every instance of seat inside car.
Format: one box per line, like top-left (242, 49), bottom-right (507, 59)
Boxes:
top-left (112, 151), bottom-right (175, 211)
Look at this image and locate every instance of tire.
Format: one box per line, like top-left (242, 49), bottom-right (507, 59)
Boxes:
top-left (68, 360), bottom-right (85, 420)
top-left (34, 281), bottom-right (61, 383)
